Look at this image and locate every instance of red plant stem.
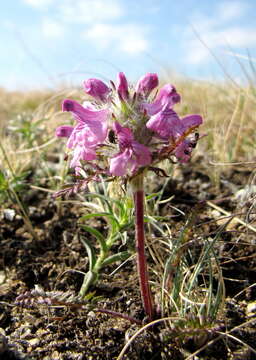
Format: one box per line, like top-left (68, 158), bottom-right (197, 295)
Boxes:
top-left (132, 174), bottom-right (154, 321)
top-left (95, 309), bottom-right (142, 325)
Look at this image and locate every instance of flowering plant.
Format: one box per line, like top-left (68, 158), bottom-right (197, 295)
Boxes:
top-left (56, 72), bottom-right (203, 321)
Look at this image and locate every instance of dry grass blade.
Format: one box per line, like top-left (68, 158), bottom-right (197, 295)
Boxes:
top-left (185, 318), bottom-right (256, 359)
top-left (117, 317), bottom-right (181, 360)
top-left (206, 200), bottom-right (256, 233)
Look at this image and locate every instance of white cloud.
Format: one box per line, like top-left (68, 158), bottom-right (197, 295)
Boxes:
top-left (185, 45), bottom-right (209, 64)
top-left (208, 27), bottom-right (256, 48)
top-left (41, 19), bottom-right (65, 38)
top-left (185, 26), bottom-right (256, 64)
top-left (190, 1), bottom-right (248, 30)
top-left (183, 1), bottom-right (255, 64)
top-left (23, 0), bottom-right (54, 8)
top-left (59, 0), bottom-right (123, 24)
top-left (83, 23), bottom-right (149, 54)
top-left (216, 1), bottom-right (248, 22)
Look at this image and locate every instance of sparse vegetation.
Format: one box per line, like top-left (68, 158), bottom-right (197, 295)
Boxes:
top-left (0, 77), bottom-right (256, 359)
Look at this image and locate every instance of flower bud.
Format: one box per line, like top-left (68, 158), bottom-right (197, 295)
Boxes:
top-left (117, 72), bottom-right (129, 100)
top-left (135, 73), bottom-right (159, 97)
top-left (83, 78), bottom-right (110, 102)
top-left (55, 125), bottom-right (74, 137)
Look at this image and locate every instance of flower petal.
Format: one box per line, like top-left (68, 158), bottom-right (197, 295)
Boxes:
top-left (181, 114), bottom-right (203, 130)
top-left (146, 109), bottom-right (184, 139)
top-left (55, 125), bottom-right (74, 138)
top-left (62, 99), bottom-right (109, 123)
top-left (70, 144), bottom-right (97, 168)
top-left (113, 121), bottom-right (134, 148)
top-left (175, 139), bottom-right (192, 163)
top-left (109, 148), bottom-right (133, 176)
top-left (142, 84), bottom-right (181, 116)
top-left (62, 99), bottom-right (108, 143)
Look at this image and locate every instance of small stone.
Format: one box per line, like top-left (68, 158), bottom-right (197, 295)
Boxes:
top-left (0, 271), bottom-right (6, 285)
top-left (3, 209), bottom-right (16, 221)
top-left (51, 350), bottom-right (60, 359)
top-left (234, 185), bottom-right (256, 204)
top-left (27, 338), bottom-right (40, 347)
top-left (247, 302), bottom-right (256, 317)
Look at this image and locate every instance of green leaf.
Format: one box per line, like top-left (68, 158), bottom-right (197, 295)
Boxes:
top-left (146, 192), bottom-right (161, 201)
top-left (119, 220), bottom-right (134, 232)
top-left (80, 225), bottom-right (107, 252)
top-left (0, 170), bottom-right (8, 191)
top-left (80, 237), bottom-right (97, 271)
top-left (80, 212), bottom-right (120, 231)
top-left (102, 251), bottom-right (130, 267)
top-left (82, 291), bottom-right (96, 302)
top-left (80, 212), bottom-right (110, 220)
top-left (83, 193), bottom-right (113, 214)
top-left (79, 270), bottom-right (98, 296)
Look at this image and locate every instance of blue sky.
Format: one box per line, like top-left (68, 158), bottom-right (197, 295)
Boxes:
top-left (1, 0), bottom-right (256, 90)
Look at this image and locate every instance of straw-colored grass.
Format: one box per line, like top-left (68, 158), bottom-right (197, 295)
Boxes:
top-left (1, 79), bottom-right (255, 179)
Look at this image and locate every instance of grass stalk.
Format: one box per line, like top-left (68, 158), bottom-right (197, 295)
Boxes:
top-left (0, 141), bottom-right (39, 241)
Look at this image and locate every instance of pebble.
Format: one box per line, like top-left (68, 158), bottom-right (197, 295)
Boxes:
top-left (3, 208), bottom-right (16, 221)
top-left (246, 302), bottom-right (256, 317)
top-left (0, 271), bottom-right (6, 285)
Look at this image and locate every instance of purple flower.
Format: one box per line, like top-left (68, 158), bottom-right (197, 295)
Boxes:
top-left (181, 114), bottom-right (203, 132)
top-left (147, 110), bottom-right (203, 140)
top-left (146, 108), bottom-right (184, 139)
top-left (117, 72), bottom-right (129, 100)
top-left (109, 122), bottom-right (151, 176)
top-left (61, 99), bottom-right (109, 167)
top-left (70, 143), bottom-right (98, 168)
top-left (135, 73), bottom-right (159, 97)
top-left (62, 99), bottom-right (108, 146)
top-left (55, 125), bottom-right (74, 138)
top-left (62, 99), bottom-right (108, 125)
top-left (142, 84), bottom-right (181, 116)
top-left (83, 78), bottom-right (110, 102)
top-left (56, 73), bottom-right (203, 177)
top-left (174, 139), bottom-right (193, 163)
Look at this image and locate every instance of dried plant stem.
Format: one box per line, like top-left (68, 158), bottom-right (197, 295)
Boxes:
top-left (131, 173), bottom-right (154, 321)
top-left (0, 142), bottom-right (39, 241)
top-left (7, 189), bottom-right (39, 241)
top-left (95, 308), bottom-right (142, 325)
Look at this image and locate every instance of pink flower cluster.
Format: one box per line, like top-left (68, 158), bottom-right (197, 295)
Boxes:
top-left (56, 72), bottom-right (203, 177)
